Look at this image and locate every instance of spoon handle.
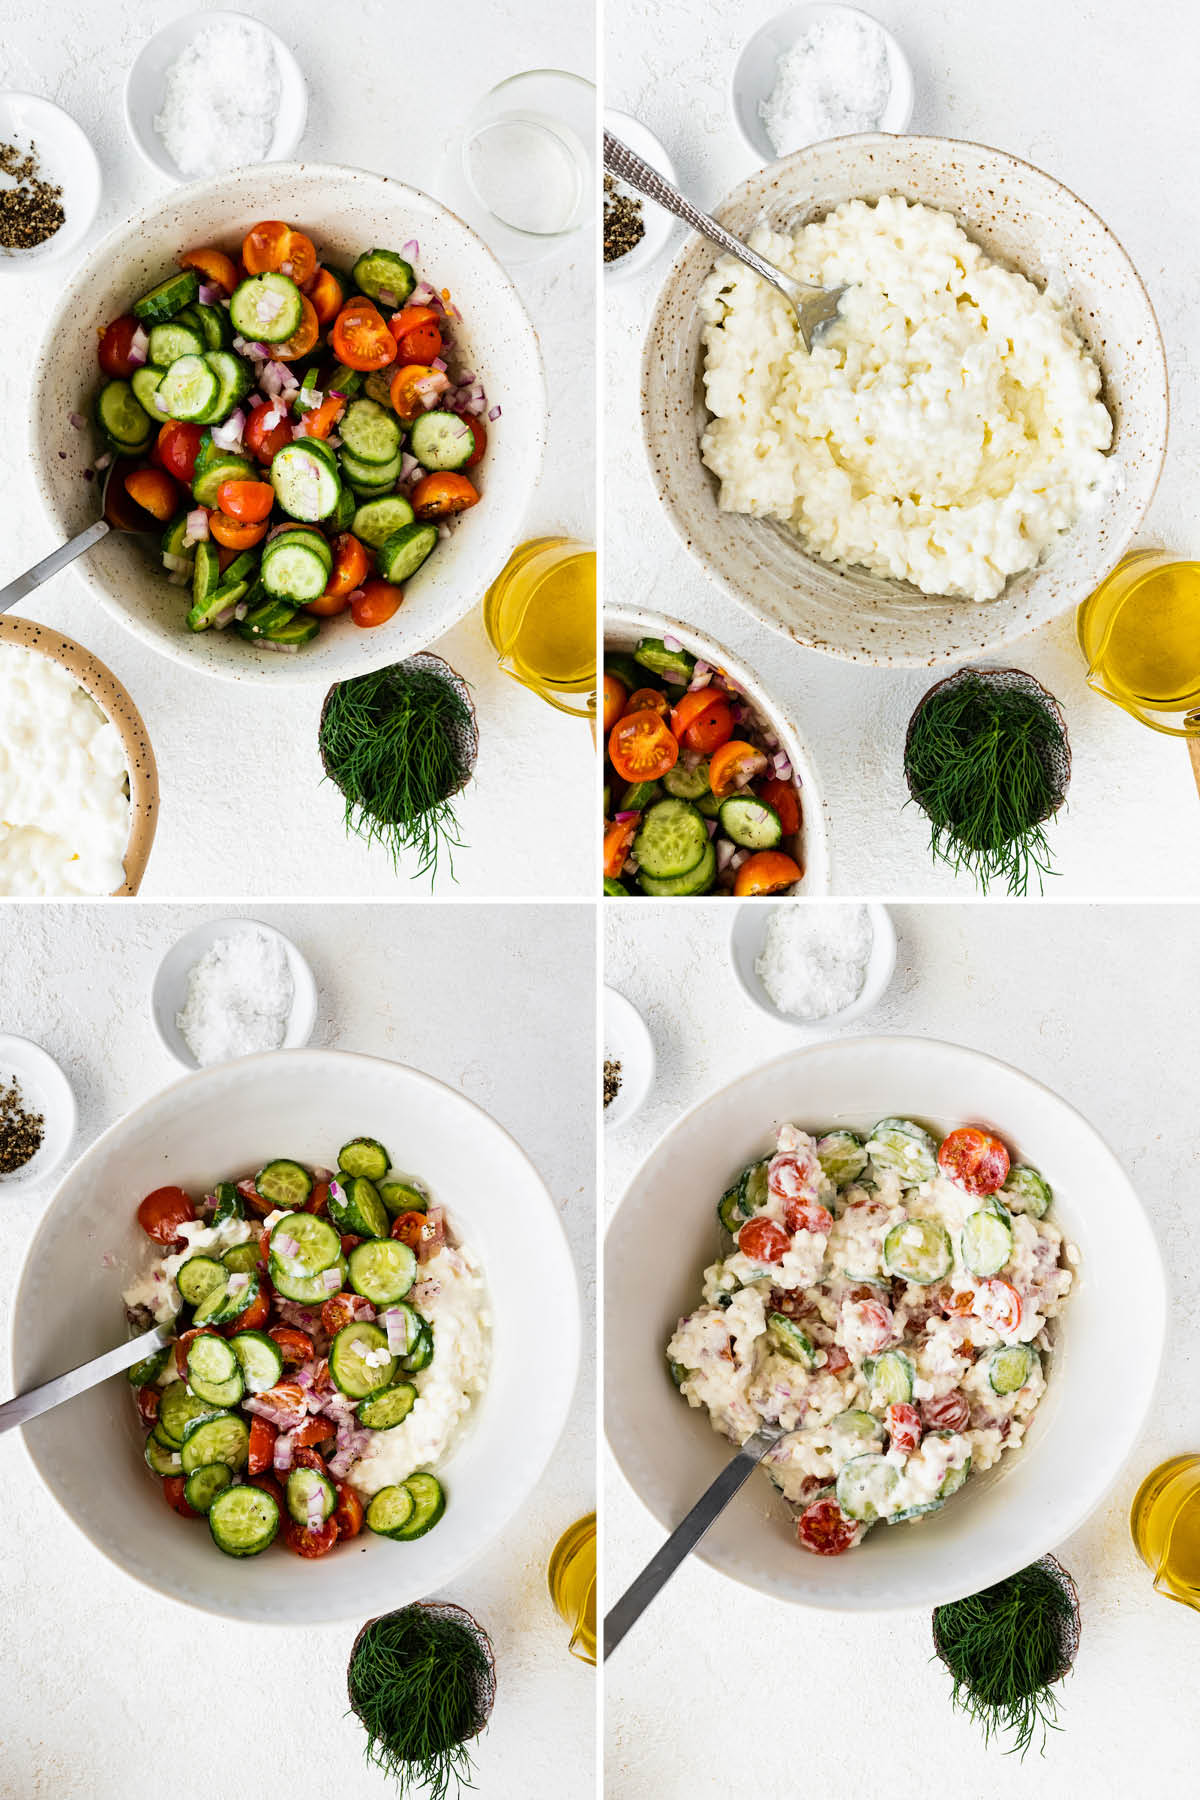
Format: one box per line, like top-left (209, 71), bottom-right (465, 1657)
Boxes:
top-left (603, 1427), bottom-right (780, 1657)
top-left (603, 131), bottom-right (783, 291)
top-left (0, 517), bottom-right (111, 617)
top-left (0, 1324), bottom-right (169, 1435)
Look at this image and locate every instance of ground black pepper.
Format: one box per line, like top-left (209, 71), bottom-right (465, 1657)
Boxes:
top-left (0, 1076), bottom-right (44, 1174)
top-left (603, 174), bottom-right (644, 264)
top-left (603, 1058), bottom-right (623, 1108)
top-left (0, 140), bottom-right (65, 251)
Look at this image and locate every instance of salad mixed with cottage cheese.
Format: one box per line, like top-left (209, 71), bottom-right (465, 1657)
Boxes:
top-left (667, 1117), bottom-right (1074, 1555)
top-left (699, 195), bottom-right (1113, 603)
top-left (122, 1135), bottom-right (488, 1559)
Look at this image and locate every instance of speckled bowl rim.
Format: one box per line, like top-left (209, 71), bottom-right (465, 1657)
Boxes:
top-left (640, 132), bottom-right (1169, 669)
top-left (27, 160), bottom-right (547, 686)
top-left (0, 616), bottom-right (158, 895)
top-left (605, 602), bottom-right (833, 893)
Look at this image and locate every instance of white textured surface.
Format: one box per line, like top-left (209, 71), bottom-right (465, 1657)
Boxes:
top-left (604, 901), bottom-right (1200, 1795)
top-left (606, 0), bottom-right (1200, 895)
top-left (0, 0), bottom-right (594, 895)
top-left (0, 901), bottom-right (595, 1798)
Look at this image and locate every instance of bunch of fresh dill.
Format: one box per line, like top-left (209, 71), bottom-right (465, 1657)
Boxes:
top-left (932, 1557), bottom-right (1080, 1758)
top-left (347, 1605), bottom-right (495, 1800)
top-left (904, 671), bottom-right (1069, 897)
top-left (320, 659), bottom-right (476, 884)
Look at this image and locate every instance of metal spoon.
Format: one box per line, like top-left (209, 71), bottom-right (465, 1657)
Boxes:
top-left (0, 518), bottom-right (111, 618)
top-left (603, 1423), bottom-right (784, 1657)
top-left (603, 131), bottom-right (847, 350)
top-left (0, 1322), bottom-right (169, 1435)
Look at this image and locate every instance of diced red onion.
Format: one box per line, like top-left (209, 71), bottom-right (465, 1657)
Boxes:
top-left (247, 393), bottom-right (264, 409)
top-left (661, 633), bottom-right (684, 654)
top-left (687, 670), bottom-right (713, 693)
top-left (378, 287), bottom-right (398, 308)
top-left (212, 605), bottom-right (236, 630)
top-left (273, 1434), bottom-right (293, 1472)
top-left (94, 450), bottom-right (113, 471)
top-left (321, 1267), bottom-right (341, 1289)
top-left (262, 641), bottom-right (301, 654)
top-left (154, 393), bottom-right (168, 413)
top-left (228, 1272), bottom-right (248, 1292)
top-left (773, 753), bottom-right (793, 779)
top-left (69, 412), bottom-right (84, 430)
top-left (280, 261), bottom-right (293, 277)
top-left (716, 839), bottom-right (737, 871)
top-left (311, 1167), bottom-right (333, 1182)
top-left (402, 238), bottom-right (419, 259)
top-left (198, 283), bottom-right (219, 304)
top-left (431, 356), bottom-right (447, 373)
top-left (411, 282), bottom-right (433, 305)
top-left (166, 568), bottom-right (190, 587)
top-left (234, 601), bottom-right (249, 621)
top-left (488, 404), bottom-right (501, 421)
top-left (706, 818), bottom-right (718, 837)
top-left (731, 848), bottom-right (750, 870)
top-left (274, 1232), bottom-right (300, 1259)
top-left (436, 522), bottom-right (451, 540)
top-left (382, 1310), bottom-right (407, 1354)
top-left (162, 551), bottom-right (191, 573)
top-left (211, 408), bottom-right (245, 451)
top-left (261, 408), bottom-right (282, 430)
top-left (327, 432), bottom-right (342, 449)
top-left (614, 810), bottom-right (639, 823)
top-left (465, 395), bottom-right (486, 415)
top-left (128, 325), bottom-right (150, 367)
top-left (255, 291), bottom-right (285, 323)
top-left (184, 508), bottom-right (209, 544)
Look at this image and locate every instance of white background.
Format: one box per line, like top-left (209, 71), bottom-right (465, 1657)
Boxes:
top-left (605, 0), bottom-right (1200, 896)
top-left (604, 900), bottom-right (1200, 1797)
top-left (0, 0), bottom-right (594, 897)
top-left (0, 901), bottom-right (596, 1799)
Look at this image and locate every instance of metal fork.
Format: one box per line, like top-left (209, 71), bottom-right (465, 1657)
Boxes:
top-left (603, 131), bottom-right (847, 350)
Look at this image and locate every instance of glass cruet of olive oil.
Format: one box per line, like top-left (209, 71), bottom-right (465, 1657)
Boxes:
top-left (547, 1512), bottom-right (596, 1663)
top-left (1076, 551), bottom-right (1200, 736)
top-left (482, 537), bottom-right (596, 719)
top-left (1129, 1454), bottom-right (1200, 1610)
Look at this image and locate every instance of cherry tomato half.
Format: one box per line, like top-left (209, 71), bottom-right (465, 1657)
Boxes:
top-left (304, 266), bottom-right (345, 326)
top-left (163, 1476), bottom-right (201, 1519)
top-left (333, 1480), bottom-right (364, 1539)
top-left (737, 1217), bottom-right (791, 1264)
top-left (321, 533), bottom-right (369, 600)
top-left (733, 851), bottom-right (803, 897)
top-left (331, 297), bottom-right (397, 371)
top-left (268, 1326), bottom-right (315, 1368)
top-left (388, 304), bottom-right (444, 366)
top-left (137, 1184), bottom-right (196, 1244)
top-left (921, 1390), bottom-right (971, 1432)
top-left (937, 1127), bottom-right (1011, 1196)
top-left (757, 775), bottom-right (801, 837)
top-left (103, 458), bottom-right (159, 533)
top-left (210, 513), bottom-right (270, 551)
top-left (216, 478), bottom-right (274, 523)
top-left (299, 393), bottom-right (346, 440)
top-left (155, 421), bottom-right (205, 484)
top-left (390, 1211), bottom-right (426, 1252)
top-left (603, 673), bottom-right (627, 735)
top-left (782, 1197), bottom-right (834, 1235)
top-left (411, 472), bottom-right (479, 519)
top-left (709, 740), bottom-right (770, 799)
top-left (274, 295), bottom-right (320, 363)
top-left (281, 1514), bottom-right (339, 1557)
top-left (247, 1417), bottom-right (278, 1476)
top-left (671, 688), bottom-right (734, 755)
top-left (886, 1403), bottom-right (923, 1454)
top-left (388, 363), bottom-right (439, 422)
top-left (245, 403), bottom-right (293, 464)
top-left (461, 415), bottom-right (487, 468)
top-left (608, 710), bottom-right (679, 784)
top-left (796, 1496), bottom-right (860, 1556)
top-left (973, 1279), bottom-right (1023, 1337)
top-left (124, 467), bottom-right (181, 522)
top-left (178, 247), bottom-right (239, 294)
top-left (623, 686), bottom-right (670, 720)
top-left (604, 817), bottom-right (638, 880)
top-left (98, 314), bottom-right (141, 378)
top-left (351, 579), bottom-right (404, 628)
top-left (174, 1327), bottom-right (220, 1381)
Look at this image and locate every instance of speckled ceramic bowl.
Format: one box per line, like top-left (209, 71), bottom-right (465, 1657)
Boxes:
top-left (29, 162), bottom-right (546, 685)
top-left (642, 135), bottom-right (1168, 667)
top-left (0, 616), bottom-right (157, 894)
top-left (606, 604), bottom-right (832, 892)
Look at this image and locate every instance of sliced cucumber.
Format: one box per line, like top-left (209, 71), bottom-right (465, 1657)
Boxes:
top-left (1003, 1164), bottom-right (1052, 1218)
top-left (961, 1207), bottom-right (1014, 1278)
top-left (351, 494), bottom-right (415, 549)
top-left (147, 319), bottom-right (204, 365)
top-left (192, 300), bottom-right (233, 350)
top-left (717, 1187), bottom-right (742, 1234)
top-left (329, 1321), bottom-right (397, 1398)
top-left (192, 1266), bottom-right (261, 1327)
top-left (271, 441), bottom-right (342, 521)
top-left (356, 1382), bottom-right (418, 1429)
top-left (269, 1251), bottom-right (346, 1305)
top-left (377, 522), bottom-right (437, 583)
top-left (236, 601), bottom-right (321, 646)
top-left (816, 1130), bottom-right (869, 1187)
top-left (338, 1137), bottom-right (392, 1181)
top-left (379, 1179), bottom-right (428, 1217)
top-left (180, 1412), bottom-right (249, 1476)
top-left (133, 269), bottom-right (200, 324)
top-left (836, 1453), bottom-right (899, 1523)
top-left (828, 1409), bottom-right (887, 1455)
top-left (185, 1332), bottom-right (243, 1408)
top-left (202, 349), bottom-right (253, 422)
top-left (634, 636), bottom-right (695, 684)
top-left (765, 1313), bottom-right (816, 1366)
top-left (619, 780), bottom-right (662, 811)
top-left (661, 760), bottom-right (710, 801)
top-left (191, 539), bottom-right (220, 614)
top-left (639, 840), bottom-right (716, 897)
top-left (222, 1242), bottom-right (261, 1274)
top-left (231, 1329), bottom-right (284, 1393)
top-left (340, 446), bottom-right (403, 490)
top-left (157, 1382), bottom-right (219, 1446)
top-left (286, 1464), bottom-right (336, 1526)
top-left (96, 379), bottom-right (152, 452)
top-left (269, 1210), bottom-right (341, 1275)
top-left (175, 1254), bottom-right (226, 1308)
top-left (719, 795), bottom-right (782, 851)
top-left (328, 1175), bottom-right (389, 1240)
top-left (739, 1159), bottom-right (770, 1215)
top-left (209, 1483), bottom-right (279, 1557)
top-left (988, 1343), bottom-right (1039, 1395)
top-left (883, 1217), bottom-right (952, 1285)
top-left (131, 365), bottom-right (168, 419)
top-left (339, 398), bottom-right (403, 465)
top-left (408, 409), bottom-right (474, 471)
top-left (386, 1471), bottom-right (446, 1540)
top-left (868, 1118), bottom-right (940, 1184)
top-left (210, 1181), bottom-right (243, 1225)
top-left (145, 1435), bottom-right (182, 1477)
top-left (401, 1319), bottom-right (434, 1373)
top-left (866, 1348), bottom-right (915, 1404)
top-left (184, 1462), bottom-right (233, 1514)
top-left (192, 451), bottom-right (254, 506)
top-left (127, 1345), bottom-right (171, 1387)
top-left (256, 1159), bottom-right (313, 1210)
top-left (229, 273), bottom-right (304, 344)
top-left (365, 1482), bottom-right (415, 1537)
top-left (157, 355), bottom-right (219, 423)
top-left (348, 1238), bottom-right (417, 1305)
top-left (633, 798), bottom-right (709, 881)
top-left (352, 249), bottom-right (416, 307)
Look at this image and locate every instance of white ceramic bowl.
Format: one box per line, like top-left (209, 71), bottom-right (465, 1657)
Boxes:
top-left (30, 162), bottom-right (547, 685)
top-left (124, 10), bottom-right (308, 181)
top-left (0, 1035), bottom-right (76, 1195)
top-left (606, 1034), bottom-right (1165, 1610)
top-left (641, 134), bottom-right (1168, 667)
top-left (732, 4), bottom-right (915, 164)
top-left (604, 987), bottom-right (655, 1130)
top-left (729, 900), bottom-right (895, 1027)
top-left (12, 1048), bottom-right (580, 1623)
top-left (604, 110), bottom-right (678, 282)
top-left (606, 604), bottom-right (832, 893)
top-left (150, 917), bottom-right (318, 1068)
top-left (0, 94), bottom-right (101, 271)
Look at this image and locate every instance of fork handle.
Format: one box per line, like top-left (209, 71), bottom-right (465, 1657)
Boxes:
top-left (603, 130), bottom-right (784, 291)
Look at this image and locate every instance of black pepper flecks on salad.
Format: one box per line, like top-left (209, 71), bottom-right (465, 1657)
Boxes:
top-left (602, 635), bottom-right (805, 897)
top-left (125, 1136), bottom-right (449, 1558)
top-left (89, 225), bottom-right (499, 650)
top-left (668, 1120), bottom-right (1073, 1556)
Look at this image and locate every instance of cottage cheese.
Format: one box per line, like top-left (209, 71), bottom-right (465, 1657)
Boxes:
top-left (0, 643), bottom-right (131, 896)
top-left (123, 1216), bottom-right (254, 1325)
top-left (668, 1118), bottom-right (1074, 1551)
top-left (699, 195), bottom-right (1113, 602)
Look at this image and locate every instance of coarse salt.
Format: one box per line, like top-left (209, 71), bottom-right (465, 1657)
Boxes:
top-left (760, 12), bottom-right (892, 156)
top-left (176, 930), bottom-right (294, 1067)
top-left (153, 21), bottom-right (282, 179)
top-left (755, 904), bottom-right (873, 1020)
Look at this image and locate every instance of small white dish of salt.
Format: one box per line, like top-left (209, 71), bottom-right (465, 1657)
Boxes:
top-left (731, 4), bottom-right (914, 166)
top-left (729, 901), bottom-right (895, 1029)
top-left (151, 918), bottom-right (318, 1070)
top-left (124, 10), bottom-right (307, 181)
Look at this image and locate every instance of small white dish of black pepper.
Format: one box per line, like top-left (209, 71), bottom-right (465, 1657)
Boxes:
top-left (0, 93), bottom-right (101, 269)
top-left (604, 986), bottom-right (655, 1128)
top-left (603, 110), bottom-right (677, 281)
top-left (0, 1033), bottom-right (76, 1193)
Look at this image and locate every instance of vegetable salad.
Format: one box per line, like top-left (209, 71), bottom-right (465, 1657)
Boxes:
top-left (123, 1135), bottom-right (483, 1559)
top-left (92, 224), bottom-right (497, 650)
top-left (668, 1119), bottom-right (1074, 1555)
top-left (603, 635), bottom-right (805, 896)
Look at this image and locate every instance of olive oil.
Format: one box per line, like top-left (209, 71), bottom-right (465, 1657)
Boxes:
top-left (547, 1512), bottom-right (596, 1664)
top-left (482, 537), bottom-right (596, 718)
top-left (1129, 1454), bottom-right (1200, 1609)
top-left (1077, 551), bottom-right (1200, 736)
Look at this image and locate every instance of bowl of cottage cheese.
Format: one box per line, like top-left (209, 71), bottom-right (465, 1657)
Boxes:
top-left (606, 1035), bottom-right (1165, 1610)
top-left (12, 1048), bottom-right (579, 1623)
top-left (0, 617), bottom-right (157, 895)
top-left (642, 135), bottom-right (1167, 666)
